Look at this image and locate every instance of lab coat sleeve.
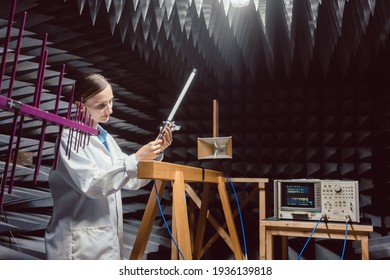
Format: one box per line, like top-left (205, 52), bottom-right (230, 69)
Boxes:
top-left (123, 154), bottom-right (150, 190)
top-left (122, 151), bottom-right (163, 190)
top-left (57, 133), bottom-right (148, 199)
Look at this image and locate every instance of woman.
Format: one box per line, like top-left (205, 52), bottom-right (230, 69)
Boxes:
top-left (45, 73), bottom-right (172, 259)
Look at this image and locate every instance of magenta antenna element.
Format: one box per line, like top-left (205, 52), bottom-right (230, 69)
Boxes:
top-left (0, 97), bottom-right (98, 134)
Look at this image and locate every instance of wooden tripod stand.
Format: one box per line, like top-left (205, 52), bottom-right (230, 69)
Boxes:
top-left (129, 160), bottom-right (246, 260)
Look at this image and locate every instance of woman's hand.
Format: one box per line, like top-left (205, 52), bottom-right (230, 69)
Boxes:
top-left (134, 126), bottom-right (173, 161)
top-left (158, 125), bottom-right (173, 151)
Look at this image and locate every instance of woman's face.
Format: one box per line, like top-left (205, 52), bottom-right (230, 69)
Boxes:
top-left (83, 85), bottom-right (114, 127)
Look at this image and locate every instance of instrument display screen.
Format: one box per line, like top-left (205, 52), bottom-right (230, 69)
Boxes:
top-left (281, 182), bottom-right (315, 208)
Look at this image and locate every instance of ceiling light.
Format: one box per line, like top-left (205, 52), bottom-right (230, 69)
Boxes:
top-left (230, 0), bottom-right (250, 8)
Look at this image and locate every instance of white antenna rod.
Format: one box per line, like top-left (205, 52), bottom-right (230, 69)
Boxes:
top-left (167, 68), bottom-right (197, 121)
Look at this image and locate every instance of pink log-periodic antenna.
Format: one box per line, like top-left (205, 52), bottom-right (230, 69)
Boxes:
top-left (0, 1), bottom-right (98, 207)
top-left (0, 0), bottom-right (17, 92)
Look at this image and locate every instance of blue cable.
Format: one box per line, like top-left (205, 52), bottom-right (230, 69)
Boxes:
top-left (227, 176), bottom-right (248, 259)
top-left (153, 180), bottom-right (185, 260)
top-left (341, 221), bottom-right (349, 260)
top-left (297, 217), bottom-right (323, 260)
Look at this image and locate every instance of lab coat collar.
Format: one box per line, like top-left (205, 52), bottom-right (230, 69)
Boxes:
top-left (97, 125), bottom-right (108, 142)
top-left (88, 125), bottom-right (110, 156)
top-left (97, 125), bottom-right (110, 152)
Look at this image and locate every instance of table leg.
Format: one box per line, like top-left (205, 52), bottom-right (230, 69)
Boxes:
top-left (172, 171), bottom-right (192, 260)
top-left (193, 183), bottom-right (212, 259)
top-left (281, 236), bottom-right (288, 259)
top-left (218, 176), bottom-right (244, 260)
top-left (130, 180), bottom-right (166, 260)
top-left (361, 236), bottom-right (369, 260)
top-left (259, 223), bottom-right (266, 260)
top-left (266, 230), bottom-right (273, 260)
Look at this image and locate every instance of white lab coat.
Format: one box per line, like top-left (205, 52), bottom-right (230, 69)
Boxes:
top-left (45, 127), bottom-right (150, 260)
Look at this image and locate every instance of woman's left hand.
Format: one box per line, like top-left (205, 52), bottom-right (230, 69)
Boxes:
top-left (158, 125), bottom-right (173, 151)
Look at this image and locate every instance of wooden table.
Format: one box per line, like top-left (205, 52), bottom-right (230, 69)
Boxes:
top-left (129, 160), bottom-right (269, 260)
top-left (260, 219), bottom-right (373, 260)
